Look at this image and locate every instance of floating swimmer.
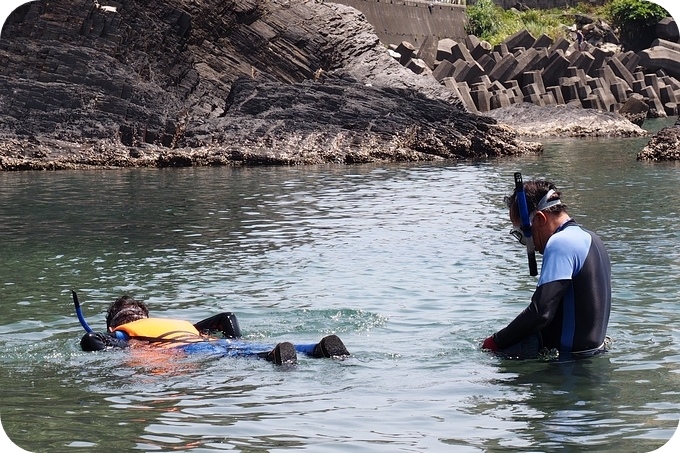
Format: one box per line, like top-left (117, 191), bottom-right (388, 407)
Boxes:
top-left (74, 291), bottom-right (349, 365)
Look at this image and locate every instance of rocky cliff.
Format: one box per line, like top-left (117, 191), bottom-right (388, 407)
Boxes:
top-left (0, 0), bottom-right (541, 170)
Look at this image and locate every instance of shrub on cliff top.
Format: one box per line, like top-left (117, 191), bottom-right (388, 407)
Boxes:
top-left (465, 0), bottom-right (570, 46)
top-left (606, 0), bottom-right (669, 51)
top-left (465, 0), bottom-right (501, 39)
top-left (465, 0), bottom-right (670, 50)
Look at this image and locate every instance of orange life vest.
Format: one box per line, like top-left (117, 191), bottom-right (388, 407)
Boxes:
top-left (113, 318), bottom-right (203, 345)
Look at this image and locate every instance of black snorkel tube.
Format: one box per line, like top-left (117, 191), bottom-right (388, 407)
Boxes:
top-left (72, 290), bottom-right (94, 333)
top-left (514, 173), bottom-right (538, 276)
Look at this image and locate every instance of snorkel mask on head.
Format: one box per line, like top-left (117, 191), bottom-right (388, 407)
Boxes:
top-left (510, 188), bottom-right (563, 246)
top-left (513, 173), bottom-right (538, 276)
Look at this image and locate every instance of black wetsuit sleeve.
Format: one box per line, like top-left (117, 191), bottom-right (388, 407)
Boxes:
top-left (493, 279), bottom-right (571, 350)
top-left (193, 312), bottom-right (241, 338)
top-left (80, 332), bottom-right (129, 351)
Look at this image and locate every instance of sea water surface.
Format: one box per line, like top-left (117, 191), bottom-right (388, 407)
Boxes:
top-left (1, 121), bottom-right (679, 452)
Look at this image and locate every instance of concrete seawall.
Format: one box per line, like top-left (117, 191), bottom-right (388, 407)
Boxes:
top-left (332, 0), bottom-right (467, 46)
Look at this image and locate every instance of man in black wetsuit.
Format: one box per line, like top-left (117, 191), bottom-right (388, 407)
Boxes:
top-left (482, 178), bottom-right (611, 359)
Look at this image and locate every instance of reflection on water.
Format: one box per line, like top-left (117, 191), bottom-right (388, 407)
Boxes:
top-left (1, 125), bottom-right (679, 451)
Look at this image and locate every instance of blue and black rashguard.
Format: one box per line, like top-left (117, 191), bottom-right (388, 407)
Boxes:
top-left (494, 219), bottom-right (611, 354)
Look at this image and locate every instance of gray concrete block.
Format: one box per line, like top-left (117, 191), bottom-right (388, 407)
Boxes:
top-left (524, 92), bottom-right (545, 106)
top-left (568, 50), bottom-right (582, 65)
top-left (455, 81), bottom-right (479, 114)
top-left (581, 95), bottom-right (603, 110)
top-left (593, 87), bottom-right (617, 111)
top-left (546, 85), bottom-right (565, 104)
top-left (494, 43), bottom-right (509, 57)
top-left (478, 75), bottom-right (492, 89)
top-left (416, 35), bottom-right (438, 70)
top-left (656, 18), bottom-right (679, 43)
top-left (505, 47), bottom-right (541, 81)
top-left (522, 82), bottom-right (544, 96)
top-left (640, 86), bottom-right (666, 114)
top-left (620, 51), bottom-right (640, 73)
top-left (548, 36), bottom-right (570, 54)
top-left (587, 78), bottom-right (604, 91)
top-left (632, 79), bottom-right (647, 94)
top-left (610, 81), bottom-right (629, 103)
top-left (450, 59), bottom-right (471, 81)
top-left (443, 78), bottom-right (474, 112)
top-left (504, 29), bottom-right (536, 52)
top-left (477, 53), bottom-right (496, 73)
top-left (470, 88), bottom-right (491, 112)
top-left (436, 38), bottom-right (457, 63)
top-left (660, 85), bottom-right (677, 104)
top-left (406, 58), bottom-right (428, 75)
top-left (588, 47), bottom-right (611, 77)
top-left (522, 70), bottom-right (545, 94)
top-left (490, 92), bottom-right (511, 109)
top-left (462, 61), bottom-right (485, 85)
top-left (619, 95), bottom-right (649, 115)
top-left (596, 65), bottom-right (619, 87)
top-left (664, 102), bottom-right (677, 116)
top-left (607, 57), bottom-right (635, 90)
top-left (541, 92), bottom-right (556, 106)
top-left (464, 35), bottom-right (480, 52)
top-left (572, 51), bottom-right (595, 74)
top-left (650, 38), bottom-right (680, 53)
top-left (663, 75), bottom-right (680, 91)
top-left (566, 66), bottom-right (588, 85)
top-left (644, 73), bottom-right (661, 98)
top-left (488, 53), bottom-right (517, 82)
top-left (451, 41), bottom-right (475, 63)
top-left (542, 53), bottom-right (572, 88)
top-left (432, 59), bottom-right (455, 82)
top-left (490, 80), bottom-right (505, 92)
top-left (532, 33), bottom-right (553, 50)
top-left (470, 41), bottom-right (492, 60)
top-left (396, 41), bottom-right (416, 65)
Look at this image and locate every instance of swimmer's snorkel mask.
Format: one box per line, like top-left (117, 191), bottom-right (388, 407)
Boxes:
top-left (510, 173), bottom-right (562, 276)
top-left (513, 173), bottom-right (538, 276)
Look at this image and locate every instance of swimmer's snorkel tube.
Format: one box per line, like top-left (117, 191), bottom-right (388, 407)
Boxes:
top-left (514, 173), bottom-right (538, 276)
top-left (72, 290), bottom-right (94, 333)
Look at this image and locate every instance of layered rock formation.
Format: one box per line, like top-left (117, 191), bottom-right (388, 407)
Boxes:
top-left (0, 0), bottom-right (541, 170)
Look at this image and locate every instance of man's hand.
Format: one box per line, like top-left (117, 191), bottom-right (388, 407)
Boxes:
top-left (482, 335), bottom-right (499, 351)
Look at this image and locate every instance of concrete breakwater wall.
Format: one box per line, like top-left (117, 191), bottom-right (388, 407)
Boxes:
top-left (331, 0), bottom-right (467, 46)
top-left (389, 29), bottom-right (680, 122)
top-left (335, 0), bottom-right (678, 122)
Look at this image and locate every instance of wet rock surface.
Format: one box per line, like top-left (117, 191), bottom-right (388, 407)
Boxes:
top-left (637, 116), bottom-right (680, 161)
top-left (0, 0), bottom-right (541, 171)
top-left (484, 102), bottom-right (646, 137)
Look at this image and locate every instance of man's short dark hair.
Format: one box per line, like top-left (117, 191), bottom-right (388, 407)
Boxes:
top-left (504, 179), bottom-right (568, 218)
top-left (106, 295), bottom-right (149, 329)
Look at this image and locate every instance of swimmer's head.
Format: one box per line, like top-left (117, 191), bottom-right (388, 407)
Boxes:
top-left (106, 295), bottom-right (149, 331)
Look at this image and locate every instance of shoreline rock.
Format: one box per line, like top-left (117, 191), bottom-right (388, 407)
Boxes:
top-left (483, 102), bottom-right (647, 138)
top-left (0, 0), bottom-right (542, 171)
top-left (637, 116), bottom-right (680, 161)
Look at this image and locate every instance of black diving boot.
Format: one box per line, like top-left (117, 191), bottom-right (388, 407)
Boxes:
top-left (263, 342), bottom-right (297, 365)
top-left (312, 335), bottom-right (350, 358)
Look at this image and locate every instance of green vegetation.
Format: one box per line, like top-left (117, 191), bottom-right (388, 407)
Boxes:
top-left (464, 0), bottom-right (670, 50)
top-left (606, 0), bottom-right (669, 50)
